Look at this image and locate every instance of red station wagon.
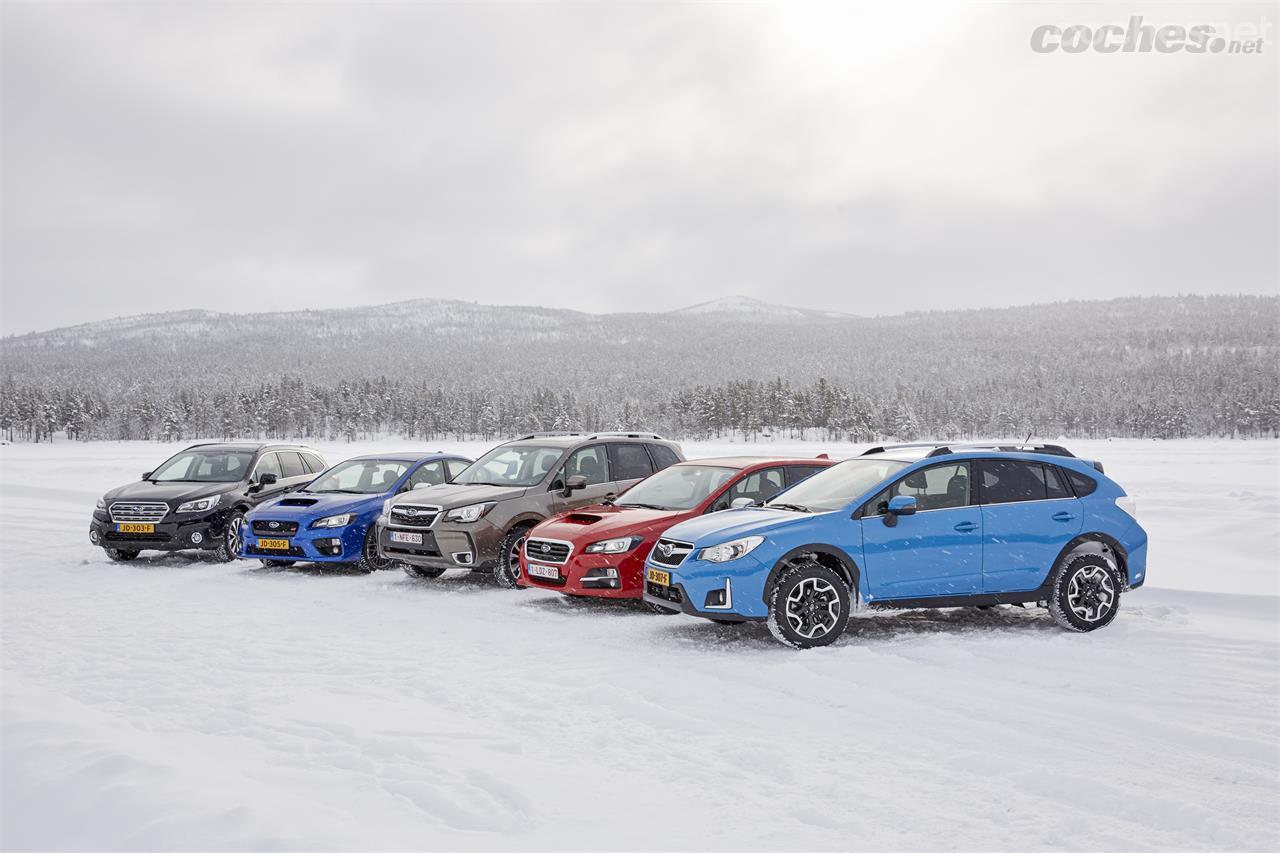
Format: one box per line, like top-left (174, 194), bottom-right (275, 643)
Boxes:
top-left (517, 456), bottom-right (837, 606)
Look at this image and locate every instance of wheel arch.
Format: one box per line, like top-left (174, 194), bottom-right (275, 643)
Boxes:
top-left (1053, 532), bottom-right (1129, 585)
top-left (764, 544), bottom-right (862, 601)
top-left (503, 512), bottom-right (545, 534)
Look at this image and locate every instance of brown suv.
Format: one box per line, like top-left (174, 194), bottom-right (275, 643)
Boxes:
top-left (377, 432), bottom-right (684, 586)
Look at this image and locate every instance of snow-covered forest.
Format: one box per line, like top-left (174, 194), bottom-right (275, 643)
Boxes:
top-left (2, 294), bottom-right (1276, 442)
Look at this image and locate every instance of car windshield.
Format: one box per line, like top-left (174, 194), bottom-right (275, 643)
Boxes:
top-left (616, 465), bottom-right (738, 511)
top-left (305, 460), bottom-right (410, 494)
top-left (150, 450), bottom-right (254, 483)
top-left (764, 459), bottom-right (909, 513)
top-left (452, 444), bottom-right (564, 488)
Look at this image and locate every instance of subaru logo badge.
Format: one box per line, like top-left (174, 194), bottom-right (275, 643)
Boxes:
top-left (658, 543), bottom-right (673, 557)
top-left (269, 521), bottom-right (280, 529)
top-left (540, 543), bottom-right (551, 554)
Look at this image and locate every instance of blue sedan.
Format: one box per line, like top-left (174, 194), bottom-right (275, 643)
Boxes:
top-left (240, 452), bottom-right (472, 571)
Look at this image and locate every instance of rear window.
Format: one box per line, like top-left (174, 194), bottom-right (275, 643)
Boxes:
top-left (302, 453), bottom-right (326, 473)
top-left (647, 444), bottom-right (680, 470)
top-left (1066, 469), bottom-right (1098, 497)
top-left (609, 443), bottom-right (654, 480)
top-left (279, 452), bottom-right (307, 478)
top-left (980, 460), bottom-right (1049, 504)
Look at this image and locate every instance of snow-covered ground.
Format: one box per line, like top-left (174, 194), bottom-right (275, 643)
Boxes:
top-left (2, 438), bottom-right (1277, 851)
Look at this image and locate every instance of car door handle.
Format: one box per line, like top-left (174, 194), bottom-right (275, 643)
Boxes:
top-left (1052, 511), bottom-right (1077, 522)
top-left (954, 521), bottom-right (978, 532)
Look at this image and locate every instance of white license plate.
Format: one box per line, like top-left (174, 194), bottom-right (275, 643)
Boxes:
top-left (527, 564), bottom-right (560, 580)
top-left (389, 531), bottom-right (423, 545)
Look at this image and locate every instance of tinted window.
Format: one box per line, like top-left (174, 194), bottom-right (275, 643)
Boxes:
top-left (609, 443), bottom-right (654, 481)
top-left (279, 452), bottom-right (307, 478)
top-left (866, 462), bottom-right (971, 515)
top-left (1042, 465), bottom-right (1071, 499)
top-left (446, 459), bottom-right (470, 480)
top-left (715, 467), bottom-right (787, 511)
top-left (786, 464), bottom-right (829, 486)
top-left (647, 444), bottom-right (680, 470)
top-left (980, 460), bottom-right (1053, 504)
top-left (254, 452), bottom-right (283, 481)
top-left (302, 453), bottom-right (326, 473)
top-left (1066, 469), bottom-right (1098, 497)
top-left (407, 460), bottom-right (447, 489)
top-left (560, 445), bottom-right (610, 487)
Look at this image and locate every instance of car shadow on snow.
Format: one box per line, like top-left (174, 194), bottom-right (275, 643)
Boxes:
top-left (519, 594), bottom-right (655, 619)
top-left (240, 561), bottom-right (373, 577)
top-left (654, 604), bottom-right (1058, 650)
top-left (91, 551), bottom-right (221, 571)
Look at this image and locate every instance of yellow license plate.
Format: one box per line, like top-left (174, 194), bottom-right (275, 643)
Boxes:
top-left (647, 568), bottom-right (671, 586)
top-left (117, 523), bottom-right (154, 534)
top-left (257, 538), bottom-right (291, 550)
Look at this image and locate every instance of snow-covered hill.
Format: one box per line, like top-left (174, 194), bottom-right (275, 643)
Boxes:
top-left (674, 295), bottom-right (855, 320)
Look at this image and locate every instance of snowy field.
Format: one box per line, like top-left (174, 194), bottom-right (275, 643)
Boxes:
top-left (2, 438), bottom-right (1278, 851)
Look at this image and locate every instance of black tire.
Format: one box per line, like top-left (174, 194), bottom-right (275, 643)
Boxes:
top-left (404, 563), bottom-right (447, 579)
top-left (766, 559), bottom-right (851, 649)
top-left (1048, 553), bottom-right (1122, 632)
top-left (104, 547), bottom-right (139, 562)
top-left (348, 525), bottom-right (397, 573)
top-left (213, 511), bottom-right (246, 562)
top-left (260, 559), bottom-right (295, 569)
top-left (493, 524), bottom-right (533, 589)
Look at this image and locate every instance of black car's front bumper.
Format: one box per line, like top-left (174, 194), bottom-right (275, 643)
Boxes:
top-left (89, 508), bottom-right (230, 552)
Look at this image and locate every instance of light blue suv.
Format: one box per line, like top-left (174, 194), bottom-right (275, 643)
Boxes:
top-left (642, 443), bottom-right (1147, 648)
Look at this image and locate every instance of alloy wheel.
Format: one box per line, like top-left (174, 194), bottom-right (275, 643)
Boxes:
top-left (227, 515), bottom-right (245, 555)
top-left (1067, 564), bottom-right (1116, 622)
top-left (784, 577), bottom-right (842, 639)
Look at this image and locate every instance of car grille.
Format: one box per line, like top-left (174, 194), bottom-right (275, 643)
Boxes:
top-left (252, 519), bottom-right (299, 535)
top-left (524, 538), bottom-right (572, 565)
top-left (647, 581), bottom-right (683, 604)
top-left (649, 538), bottom-right (694, 568)
top-left (109, 502), bottom-right (169, 524)
top-left (104, 530), bottom-right (172, 544)
top-left (389, 504), bottom-right (441, 528)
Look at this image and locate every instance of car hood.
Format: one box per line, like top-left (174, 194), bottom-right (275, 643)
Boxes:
top-left (387, 482), bottom-right (527, 509)
top-left (248, 492), bottom-right (381, 520)
top-left (533, 504), bottom-right (688, 543)
top-left (104, 480), bottom-right (237, 506)
top-left (661, 507), bottom-right (818, 545)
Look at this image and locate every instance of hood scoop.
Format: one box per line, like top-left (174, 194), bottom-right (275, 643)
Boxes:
top-left (564, 513), bottom-right (603, 524)
top-left (278, 498), bottom-right (319, 507)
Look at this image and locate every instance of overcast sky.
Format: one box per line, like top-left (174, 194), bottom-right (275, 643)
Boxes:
top-left (2, 1), bottom-right (1276, 334)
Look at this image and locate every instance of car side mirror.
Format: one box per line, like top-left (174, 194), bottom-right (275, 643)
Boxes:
top-left (883, 495), bottom-right (917, 527)
top-left (250, 472), bottom-right (278, 493)
top-left (563, 474), bottom-right (587, 495)
top-left (730, 497), bottom-right (756, 509)
top-left (141, 471), bottom-right (151, 481)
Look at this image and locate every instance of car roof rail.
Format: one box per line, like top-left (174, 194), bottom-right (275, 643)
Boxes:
top-left (923, 442), bottom-right (1077, 458)
top-left (516, 431), bottom-right (584, 440)
top-left (587, 431), bottom-right (665, 440)
top-left (860, 442), bottom-right (949, 456)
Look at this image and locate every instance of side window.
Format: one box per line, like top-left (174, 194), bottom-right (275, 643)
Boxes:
top-left (560, 445), bottom-right (610, 487)
top-left (254, 452), bottom-right (283, 481)
top-left (303, 453), bottom-right (326, 473)
top-left (1041, 465), bottom-right (1071, 499)
top-left (407, 460), bottom-right (447, 490)
top-left (279, 452), bottom-right (307, 479)
top-left (445, 459), bottom-right (470, 480)
top-left (980, 460), bottom-right (1050, 504)
top-left (1066, 469), bottom-right (1098, 497)
top-left (716, 467), bottom-right (787, 510)
top-left (609, 443), bottom-right (654, 481)
top-left (647, 444), bottom-right (680, 471)
top-left (786, 465), bottom-right (828, 487)
top-left (866, 462), bottom-right (971, 515)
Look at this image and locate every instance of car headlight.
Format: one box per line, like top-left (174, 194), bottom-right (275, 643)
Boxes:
top-left (444, 503), bottom-right (492, 523)
top-left (585, 535), bottom-right (642, 554)
top-left (96, 496), bottom-right (106, 510)
top-left (311, 513), bottom-right (355, 529)
top-left (698, 536), bottom-right (765, 564)
top-left (382, 499), bottom-right (394, 517)
top-left (175, 494), bottom-right (222, 513)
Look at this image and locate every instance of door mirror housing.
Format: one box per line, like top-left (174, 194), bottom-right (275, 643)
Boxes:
top-left (883, 494), bottom-right (917, 526)
top-left (141, 471), bottom-right (152, 481)
top-left (563, 474), bottom-right (587, 495)
top-left (730, 497), bottom-right (756, 509)
top-left (251, 472), bottom-right (278, 493)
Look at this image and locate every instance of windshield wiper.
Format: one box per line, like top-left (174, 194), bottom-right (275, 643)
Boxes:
top-left (617, 502), bottom-right (670, 510)
top-left (461, 481), bottom-right (517, 487)
top-left (768, 502), bottom-right (811, 513)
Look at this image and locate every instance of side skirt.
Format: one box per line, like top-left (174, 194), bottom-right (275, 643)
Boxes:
top-left (867, 579), bottom-right (1055, 611)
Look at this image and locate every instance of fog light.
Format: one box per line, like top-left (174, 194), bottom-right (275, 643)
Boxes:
top-left (704, 578), bottom-right (733, 610)
top-left (452, 552), bottom-right (474, 566)
top-left (189, 531), bottom-right (204, 545)
top-left (316, 538), bottom-right (342, 556)
top-left (582, 567), bottom-right (620, 589)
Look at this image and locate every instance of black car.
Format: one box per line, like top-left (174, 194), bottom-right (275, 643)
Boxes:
top-left (89, 442), bottom-right (325, 562)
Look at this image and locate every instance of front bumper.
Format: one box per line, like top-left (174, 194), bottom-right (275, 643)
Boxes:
top-left (89, 509), bottom-right (229, 552)
top-left (640, 552), bottom-right (771, 622)
top-left (518, 549), bottom-right (647, 598)
top-left (242, 520), bottom-right (369, 563)
top-left (376, 517), bottom-right (506, 570)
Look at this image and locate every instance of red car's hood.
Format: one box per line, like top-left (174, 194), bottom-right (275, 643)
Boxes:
top-left (533, 503), bottom-right (693, 544)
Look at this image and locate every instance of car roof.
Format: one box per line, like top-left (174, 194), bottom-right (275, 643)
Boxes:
top-left (680, 456), bottom-right (837, 470)
top-left (346, 452), bottom-right (462, 463)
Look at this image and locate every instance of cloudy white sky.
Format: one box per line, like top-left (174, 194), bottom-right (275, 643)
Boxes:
top-left (2, 1), bottom-right (1276, 334)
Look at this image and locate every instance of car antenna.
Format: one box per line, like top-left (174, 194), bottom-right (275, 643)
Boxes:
top-left (1021, 430), bottom-right (1033, 449)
